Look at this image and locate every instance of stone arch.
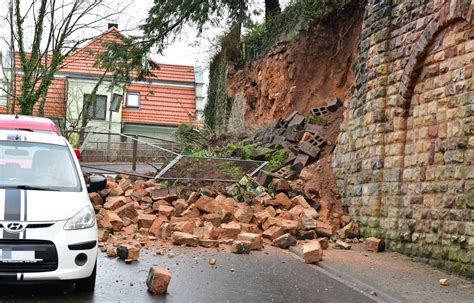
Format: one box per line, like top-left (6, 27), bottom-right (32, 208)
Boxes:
top-left (396, 0), bottom-right (472, 112)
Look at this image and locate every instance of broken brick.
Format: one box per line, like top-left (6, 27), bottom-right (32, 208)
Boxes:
top-left (220, 222), bottom-right (241, 239)
top-left (273, 233), bottom-right (297, 249)
top-left (117, 244), bottom-right (140, 261)
top-left (171, 232), bottom-right (198, 247)
top-left (115, 203), bottom-right (138, 221)
top-left (262, 225), bottom-right (285, 240)
top-left (147, 267), bottom-right (171, 295)
top-left (237, 232), bottom-right (263, 250)
top-left (137, 214), bottom-right (156, 229)
top-left (234, 205), bottom-right (254, 224)
top-left (366, 237), bottom-right (385, 252)
top-left (157, 205), bottom-right (176, 218)
top-left (302, 240), bottom-right (323, 264)
top-left (231, 240), bottom-right (251, 254)
top-left (104, 196), bottom-right (127, 210)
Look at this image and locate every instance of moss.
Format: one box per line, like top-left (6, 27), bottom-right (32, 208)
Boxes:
top-left (307, 114), bottom-right (327, 125)
top-left (160, 180), bottom-right (169, 189)
top-left (266, 149), bottom-right (288, 172)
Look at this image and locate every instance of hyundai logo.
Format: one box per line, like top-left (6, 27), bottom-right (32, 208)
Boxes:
top-left (5, 222), bottom-right (25, 233)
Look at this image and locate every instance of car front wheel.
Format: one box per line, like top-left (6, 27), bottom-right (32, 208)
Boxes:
top-left (74, 261), bottom-right (97, 293)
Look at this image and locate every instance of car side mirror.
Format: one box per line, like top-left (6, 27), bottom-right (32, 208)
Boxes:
top-left (87, 175), bottom-right (107, 193)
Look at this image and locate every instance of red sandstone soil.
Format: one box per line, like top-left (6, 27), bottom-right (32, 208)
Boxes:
top-left (226, 2), bottom-right (364, 127)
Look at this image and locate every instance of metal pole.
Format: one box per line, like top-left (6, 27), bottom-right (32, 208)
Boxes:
top-left (106, 85), bottom-right (113, 162)
top-left (132, 135), bottom-right (138, 171)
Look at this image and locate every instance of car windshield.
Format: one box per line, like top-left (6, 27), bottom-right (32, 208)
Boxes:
top-left (0, 141), bottom-right (81, 192)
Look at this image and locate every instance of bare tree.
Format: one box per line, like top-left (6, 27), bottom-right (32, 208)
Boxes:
top-left (1, 0), bottom-right (131, 116)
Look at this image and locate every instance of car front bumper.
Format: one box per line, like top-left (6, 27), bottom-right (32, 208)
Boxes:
top-left (0, 221), bottom-right (97, 282)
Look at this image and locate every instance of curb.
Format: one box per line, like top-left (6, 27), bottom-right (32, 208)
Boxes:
top-left (288, 247), bottom-right (401, 303)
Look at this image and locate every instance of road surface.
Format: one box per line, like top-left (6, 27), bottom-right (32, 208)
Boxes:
top-left (0, 246), bottom-right (372, 302)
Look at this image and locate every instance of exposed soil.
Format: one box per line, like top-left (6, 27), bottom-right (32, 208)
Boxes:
top-left (226, 2), bottom-right (364, 126)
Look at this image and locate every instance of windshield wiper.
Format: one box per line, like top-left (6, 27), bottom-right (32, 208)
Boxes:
top-left (13, 185), bottom-right (60, 191)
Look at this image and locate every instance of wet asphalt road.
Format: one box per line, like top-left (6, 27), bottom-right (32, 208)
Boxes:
top-left (0, 247), bottom-right (372, 302)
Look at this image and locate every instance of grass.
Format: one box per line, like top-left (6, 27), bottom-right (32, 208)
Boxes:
top-left (217, 162), bottom-right (244, 179)
top-left (307, 114), bottom-right (327, 125)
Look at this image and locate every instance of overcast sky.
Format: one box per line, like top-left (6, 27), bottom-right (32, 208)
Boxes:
top-left (0, 0), bottom-right (291, 93)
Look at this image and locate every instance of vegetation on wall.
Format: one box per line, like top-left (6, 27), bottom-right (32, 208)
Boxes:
top-left (242, 0), bottom-right (356, 62)
top-left (204, 0), bottom-right (360, 129)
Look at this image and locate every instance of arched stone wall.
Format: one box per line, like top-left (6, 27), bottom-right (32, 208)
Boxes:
top-left (333, 0), bottom-right (473, 275)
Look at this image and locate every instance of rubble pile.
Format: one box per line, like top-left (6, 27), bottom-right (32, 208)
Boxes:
top-left (250, 98), bottom-right (343, 180)
top-left (92, 169), bottom-right (360, 264)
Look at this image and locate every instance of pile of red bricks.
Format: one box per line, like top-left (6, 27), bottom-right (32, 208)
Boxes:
top-left (91, 174), bottom-right (360, 264)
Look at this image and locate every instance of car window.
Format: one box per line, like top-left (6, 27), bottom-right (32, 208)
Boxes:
top-left (0, 141), bottom-right (81, 192)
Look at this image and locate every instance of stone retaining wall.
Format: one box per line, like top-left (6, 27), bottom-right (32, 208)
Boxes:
top-left (333, 0), bottom-right (473, 276)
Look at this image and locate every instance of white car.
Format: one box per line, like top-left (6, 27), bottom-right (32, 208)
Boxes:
top-left (0, 130), bottom-right (106, 292)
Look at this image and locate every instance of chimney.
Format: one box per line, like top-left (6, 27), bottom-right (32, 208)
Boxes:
top-left (108, 23), bottom-right (118, 30)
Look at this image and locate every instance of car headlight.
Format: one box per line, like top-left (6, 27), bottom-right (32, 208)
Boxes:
top-left (64, 206), bottom-right (95, 230)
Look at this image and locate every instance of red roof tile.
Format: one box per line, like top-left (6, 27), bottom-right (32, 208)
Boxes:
top-left (122, 83), bottom-right (196, 125)
top-left (15, 28), bottom-right (195, 83)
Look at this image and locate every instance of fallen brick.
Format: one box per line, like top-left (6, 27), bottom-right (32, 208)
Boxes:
top-left (366, 237), bottom-right (385, 252)
top-left (237, 233), bottom-right (263, 250)
top-left (297, 230), bottom-right (316, 240)
top-left (194, 195), bottom-right (217, 213)
top-left (278, 219), bottom-right (299, 235)
top-left (262, 225), bottom-right (285, 240)
top-left (203, 213), bottom-right (222, 227)
top-left (171, 232), bottom-right (199, 247)
top-left (149, 216), bottom-right (168, 237)
top-left (89, 192), bottom-right (103, 206)
top-left (115, 203), bottom-right (138, 221)
top-left (220, 222), bottom-right (241, 239)
top-left (317, 237), bottom-right (329, 250)
top-left (117, 244), bottom-right (140, 261)
top-left (108, 212), bottom-right (124, 232)
top-left (302, 240), bottom-right (323, 264)
top-left (147, 267), bottom-right (171, 295)
top-left (106, 246), bottom-right (117, 257)
top-left (171, 221), bottom-right (194, 234)
top-left (315, 220), bottom-right (333, 237)
top-left (158, 223), bottom-right (172, 240)
top-left (231, 240), bottom-right (251, 254)
top-left (157, 205), bottom-right (176, 218)
top-left (335, 240), bottom-right (351, 250)
top-left (273, 233), bottom-right (297, 249)
top-left (137, 214), bottom-right (156, 229)
top-left (104, 196), bottom-right (127, 210)
top-left (172, 199), bottom-right (188, 216)
top-left (199, 239), bottom-right (220, 248)
top-left (234, 205), bottom-right (254, 224)
top-left (98, 229), bottom-right (109, 242)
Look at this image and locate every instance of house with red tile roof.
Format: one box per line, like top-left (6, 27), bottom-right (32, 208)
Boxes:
top-left (0, 24), bottom-right (205, 140)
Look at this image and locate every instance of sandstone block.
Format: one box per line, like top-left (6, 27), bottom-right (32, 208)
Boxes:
top-left (231, 240), bottom-right (251, 254)
top-left (171, 232), bottom-right (199, 247)
top-left (366, 237), bottom-right (385, 252)
top-left (147, 267), bottom-right (171, 295)
top-left (237, 232), bottom-right (263, 250)
top-left (273, 233), bottom-right (297, 249)
top-left (302, 240), bottom-right (323, 263)
top-left (117, 244), bottom-right (140, 261)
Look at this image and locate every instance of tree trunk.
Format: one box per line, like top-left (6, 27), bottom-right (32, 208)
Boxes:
top-left (265, 0), bottom-right (281, 22)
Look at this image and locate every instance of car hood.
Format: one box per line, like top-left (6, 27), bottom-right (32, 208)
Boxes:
top-left (0, 188), bottom-right (90, 222)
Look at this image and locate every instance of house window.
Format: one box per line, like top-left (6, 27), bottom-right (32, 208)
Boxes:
top-left (126, 92), bottom-right (140, 108)
top-left (84, 94), bottom-right (107, 120)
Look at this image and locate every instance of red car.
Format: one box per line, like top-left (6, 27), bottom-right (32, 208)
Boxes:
top-left (0, 114), bottom-right (61, 135)
top-left (0, 114), bottom-right (81, 158)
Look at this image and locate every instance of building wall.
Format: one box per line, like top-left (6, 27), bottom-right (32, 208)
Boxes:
top-left (333, 0), bottom-right (473, 275)
top-left (66, 77), bottom-right (123, 134)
